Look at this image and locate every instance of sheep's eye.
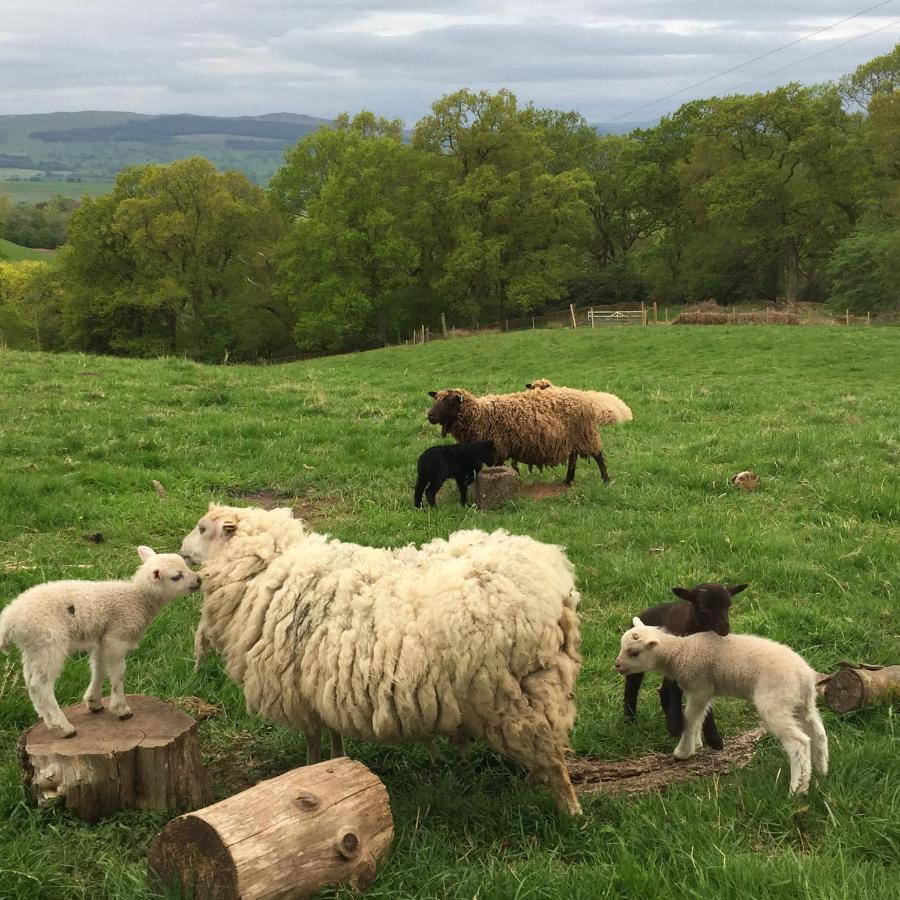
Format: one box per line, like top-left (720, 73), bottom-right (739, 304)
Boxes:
top-left (628, 649), bottom-right (640, 658)
top-left (171, 573), bottom-right (183, 582)
top-left (198, 526), bottom-right (206, 535)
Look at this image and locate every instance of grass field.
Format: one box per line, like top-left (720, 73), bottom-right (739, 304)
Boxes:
top-left (0, 327), bottom-right (898, 899)
top-left (0, 180), bottom-right (112, 205)
top-left (0, 238), bottom-right (57, 262)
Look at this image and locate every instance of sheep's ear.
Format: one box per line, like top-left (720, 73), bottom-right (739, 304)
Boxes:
top-left (137, 546), bottom-right (155, 561)
top-left (208, 501), bottom-right (216, 511)
top-left (646, 638), bottom-right (658, 649)
top-left (222, 520), bottom-right (237, 534)
top-left (728, 583), bottom-right (748, 597)
top-left (428, 391), bottom-right (437, 398)
top-left (632, 616), bottom-right (645, 628)
top-left (672, 587), bottom-right (695, 602)
top-left (525, 383), bottom-right (534, 389)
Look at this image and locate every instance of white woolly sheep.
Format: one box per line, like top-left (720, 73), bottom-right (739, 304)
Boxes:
top-left (0, 547), bottom-right (202, 736)
top-left (181, 504), bottom-right (584, 814)
top-left (614, 620), bottom-right (828, 795)
top-left (427, 383), bottom-right (632, 485)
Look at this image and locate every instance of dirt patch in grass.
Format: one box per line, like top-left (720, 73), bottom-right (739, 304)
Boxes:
top-left (568, 727), bottom-right (766, 795)
top-left (221, 487), bottom-right (338, 526)
top-left (519, 483), bottom-right (569, 500)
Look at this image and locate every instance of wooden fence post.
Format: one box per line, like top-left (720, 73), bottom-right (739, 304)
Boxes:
top-left (867, 311), bottom-right (871, 326)
top-left (665, 307), bottom-right (669, 322)
top-left (652, 302), bottom-right (658, 323)
top-left (531, 317), bottom-right (535, 330)
top-left (441, 312), bottom-right (447, 338)
top-left (846, 309), bottom-right (850, 326)
top-left (505, 318), bottom-right (509, 332)
top-left (590, 308), bottom-right (595, 329)
top-left (641, 302), bottom-right (647, 326)
top-left (570, 304), bottom-right (578, 329)
top-left (765, 307), bottom-right (770, 323)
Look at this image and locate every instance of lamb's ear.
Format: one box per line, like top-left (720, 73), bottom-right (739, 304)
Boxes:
top-left (525, 382), bottom-right (534, 389)
top-left (728, 583), bottom-right (748, 597)
top-left (428, 391), bottom-right (437, 398)
top-left (632, 616), bottom-right (645, 628)
top-left (208, 501), bottom-right (216, 511)
top-left (222, 520), bottom-right (238, 534)
top-left (646, 638), bottom-right (658, 649)
top-left (153, 569), bottom-right (161, 580)
top-left (137, 546), bottom-right (155, 561)
top-left (672, 587), bottom-right (696, 602)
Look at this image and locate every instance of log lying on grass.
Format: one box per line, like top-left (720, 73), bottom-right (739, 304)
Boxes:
top-left (568, 727), bottom-right (767, 795)
top-left (823, 664), bottom-right (900, 713)
top-left (148, 757), bottom-right (394, 900)
top-left (17, 695), bottom-right (211, 823)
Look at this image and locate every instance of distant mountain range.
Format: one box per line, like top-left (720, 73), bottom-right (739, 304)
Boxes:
top-left (0, 110), bottom-right (652, 191)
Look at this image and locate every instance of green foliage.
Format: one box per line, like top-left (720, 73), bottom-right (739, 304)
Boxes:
top-left (1, 327), bottom-right (898, 897)
top-left (0, 260), bottom-right (63, 349)
top-left (59, 158), bottom-right (294, 361)
top-left (0, 195), bottom-right (77, 249)
top-left (827, 216), bottom-right (900, 314)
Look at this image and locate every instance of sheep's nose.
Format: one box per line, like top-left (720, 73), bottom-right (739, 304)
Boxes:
top-left (193, 577), bottom-right (202, 589)
top-left (716, 624), bottom-right (730, 636)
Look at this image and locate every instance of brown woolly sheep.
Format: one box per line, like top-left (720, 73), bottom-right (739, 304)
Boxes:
top-left (427, 385), bottom-right (632, 484)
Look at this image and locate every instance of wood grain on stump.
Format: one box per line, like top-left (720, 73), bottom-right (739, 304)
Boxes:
top-left (148, 757), bottom-right (394, 900)
top-left (475, 465), bottom-right (519, 509)
top-left (18, 694), bottom-right (211, 823)
top-left (824, 664), bottom-right (900, 713)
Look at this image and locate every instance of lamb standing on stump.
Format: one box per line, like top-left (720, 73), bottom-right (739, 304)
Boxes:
top-left (0, 548), bottom-right (202, 736)
top-left (615, 620), bottom-right (828, 795)
top-left (624, 583), bottom-right (747, 750)
top-left (414, 440), bottom-right (496, 507)
top-left (427, 384), bottom-right (632, 485)
top-left (181, 504), bottom-right (584, 814)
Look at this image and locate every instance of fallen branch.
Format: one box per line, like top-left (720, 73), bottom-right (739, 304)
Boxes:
top-left (568, 727), bottom-right (766, 795)
top-left (823, 663), bottom-right (900, 713)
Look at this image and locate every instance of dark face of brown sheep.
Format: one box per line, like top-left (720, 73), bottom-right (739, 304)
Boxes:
top-left (427, 391), bottom-right (463, 435)
top-left (671, 583), bottom-right (747, 636)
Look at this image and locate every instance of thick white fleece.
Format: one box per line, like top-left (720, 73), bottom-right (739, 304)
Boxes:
top-left (185, 505), bottom-right (584, 813)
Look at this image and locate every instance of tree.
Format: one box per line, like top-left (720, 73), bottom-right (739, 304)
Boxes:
top-left (0, 261), bottom-right (63, 350)
top-left (274, 132), bottom-right (434, 351)
top-left (839, 42), bottom-right (900, 111)
top-left (414, 89), bottom-right (592, 322)
top-left (827, 215), bottom-right (900, 313)
top-left (60, 158), bottom-right (291, 360)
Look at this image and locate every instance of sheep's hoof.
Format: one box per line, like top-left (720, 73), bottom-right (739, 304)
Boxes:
top-left (114, 708), bottom-right (133, 720)
top-left (60, 726), bottom-right (77, 738)
top-left (85, 698), bottom-right (103, 713)
top-left (673, 745), bottom-right (694, 760)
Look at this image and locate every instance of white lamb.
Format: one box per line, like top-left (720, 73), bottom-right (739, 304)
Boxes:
top-left (181, 504), bottom-right (584, 814)
top-left (0, 547), bottom-right (202, 736)
top-left (614, 618), bottom-right (828, 795)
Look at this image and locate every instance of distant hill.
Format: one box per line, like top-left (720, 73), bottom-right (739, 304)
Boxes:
top-left (0, 111), bottom-right (333, 192)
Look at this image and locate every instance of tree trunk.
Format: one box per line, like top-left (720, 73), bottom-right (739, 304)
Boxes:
top-left (824, 664), bottom-right (900, 713)
top-left (17, 695), bottom-right (211, 823)
top-left (784, 239), bottom-right (800, 301)
top-left (148, 757), bottom-right (394, 900)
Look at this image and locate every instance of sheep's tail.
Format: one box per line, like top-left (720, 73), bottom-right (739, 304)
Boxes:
top-left (587, 391), bottom-right (633, 425)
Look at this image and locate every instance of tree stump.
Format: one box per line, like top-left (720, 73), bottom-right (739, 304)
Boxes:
top-left (475, 465), bottom-right (519, 509)
top-left (17, 695), bottom-right (211, 823)
top-left (824, 664), bottom-right (900, 713)
top-left (148, 757), bottom-right (394, 900)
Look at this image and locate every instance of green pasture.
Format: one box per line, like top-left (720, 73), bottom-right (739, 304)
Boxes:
top-left (0, 180), bottom-right (112, 205)
top-left (0, 238), bottom-right (57, 262)
top-left (0, 326), bottom-right (897, 898)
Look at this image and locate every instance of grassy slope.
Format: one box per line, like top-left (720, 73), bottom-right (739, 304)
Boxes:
top-left (0, 238), bottom-right (57, 262)
top-left (0, 180), bottom-right (112, 204)
top-left (0, 327), bottom-right (898, 899)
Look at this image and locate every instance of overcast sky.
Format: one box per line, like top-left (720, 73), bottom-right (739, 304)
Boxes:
top-left (3, 1), bottom-right (899, 123)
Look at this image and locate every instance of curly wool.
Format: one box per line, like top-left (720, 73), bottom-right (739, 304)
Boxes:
top-left (433, 387), bottom-right (631, 468)
top-left (194, 506), bottom-right (583, 812)
top-left (525, 379), bottom-right (634, 428)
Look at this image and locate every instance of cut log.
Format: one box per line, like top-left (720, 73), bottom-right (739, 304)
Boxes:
top-left (17, 694), bottom-right (211, 823)
top-left (474, 465), bottom-right (519, 509)
top-left (148, 757), bottom-right (393, 900)
top-left (824, 664), bottom-right (900, 713)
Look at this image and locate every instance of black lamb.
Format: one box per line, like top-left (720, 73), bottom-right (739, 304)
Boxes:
top-left (414, 440), bottom-right (496, 508)
top-left (624, 582), bottom-right (748, 750)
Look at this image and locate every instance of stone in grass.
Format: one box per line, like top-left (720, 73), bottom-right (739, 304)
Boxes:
top-left (474, 465), bottom-right (519, 510)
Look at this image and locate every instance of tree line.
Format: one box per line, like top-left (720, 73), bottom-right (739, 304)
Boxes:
top-left (1, 45), bottom-right (897, 360)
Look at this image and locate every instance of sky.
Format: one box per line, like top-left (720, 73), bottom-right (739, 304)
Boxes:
top-left (3, 1), bottom-right (899, 124)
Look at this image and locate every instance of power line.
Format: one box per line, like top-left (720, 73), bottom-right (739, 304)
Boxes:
top-left (610, 0), bottom-right (899, 121)
top-left (728, 17), bottom-right (900, 92)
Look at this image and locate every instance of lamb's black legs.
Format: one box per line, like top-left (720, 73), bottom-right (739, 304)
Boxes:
top-left (414, 478), bottom-right (428, 508)
top-left (414, 477), bottom-right (444, 507)
top-left (564, 452), bottom-right (577, 485)
top-left (624, 672), bottom-right (644, 721)
top-left (455, 475), bottom-right (471, 506)
top-left (593, 450), bottom-right (611, 483)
